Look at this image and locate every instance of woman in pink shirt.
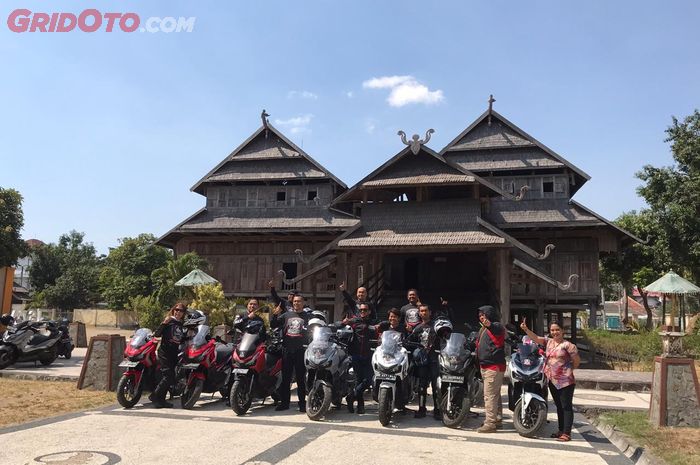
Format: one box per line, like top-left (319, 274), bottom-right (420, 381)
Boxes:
top-left (520, 319), bottom-right (580, 442)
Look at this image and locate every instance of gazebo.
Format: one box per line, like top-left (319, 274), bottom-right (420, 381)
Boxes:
top-left (643, 270), bottom-right (700, 331)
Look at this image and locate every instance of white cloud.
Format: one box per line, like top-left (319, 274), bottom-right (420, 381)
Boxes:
top-left (275, 114), bottom-right (313, 134)
top-left (345, 91), bottom-right (354, 99)
top-left (362, 75), bottom-right (445, 107)
top-left (365, 118), bottom-right (377, 134)
top-left (287, 90), bottom-right (318, 100)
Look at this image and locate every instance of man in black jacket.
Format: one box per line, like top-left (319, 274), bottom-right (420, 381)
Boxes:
top-left (149, 303), bottom-right (186, 408)
top-left (268, 280), bottom-right (296, 312)
top-left (476, 305), bottom-right (505, 433)
top-left (271, 294), bottom-right (310, 412)
top-left (408, 305), bottom-right (443, 420)
top-left (343, 303), bottom-right (377, 413)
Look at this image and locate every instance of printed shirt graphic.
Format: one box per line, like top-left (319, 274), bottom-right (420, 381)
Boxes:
top-left (285, 316), bottom-right (305, 338)
top-left (544, 337), bottom-right (578, 389)
top-left (405, 308), bottom-right (420, 328)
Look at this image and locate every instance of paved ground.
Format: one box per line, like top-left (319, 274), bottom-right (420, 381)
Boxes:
top-left (0, 386), bottom-right (648, 465)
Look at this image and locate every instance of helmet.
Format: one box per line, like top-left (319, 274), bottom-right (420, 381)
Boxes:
top-left (309, 310), bottom-right (327, 322)
top-left (336, 326), bottom-right (353, 342)
top-left (307, 317), bottom-right (327, 333)
top-left (184, 309), bottom-right (207, 327)
top-left (434, 318), bottom-right (453, 338)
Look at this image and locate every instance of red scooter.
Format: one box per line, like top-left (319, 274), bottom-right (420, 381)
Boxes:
top-left (117, 328), bottom-right (159, 408)
top-left (230, 320), bottom-right (283, 415)
top-left (179, 313), bottom-right (234, 409)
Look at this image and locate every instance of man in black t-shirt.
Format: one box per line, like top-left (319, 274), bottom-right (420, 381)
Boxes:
top-left (400, 288), bottom-right (421, 332)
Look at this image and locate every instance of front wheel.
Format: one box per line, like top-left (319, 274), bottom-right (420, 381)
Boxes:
top-left (440, 386), bottom-right (471, 429)
top-left (180, 378), bottom-right (204, 410)
top-left (513, 399), bottom-right (547, 437)
top-left (116, 374), bottom-right (143, 409)
top-left (378, 387), bottom-right (393, 426)
top-left (230, 378), bottom-right (253, 415)
top-left (306, 384), bottom-right (332, 421)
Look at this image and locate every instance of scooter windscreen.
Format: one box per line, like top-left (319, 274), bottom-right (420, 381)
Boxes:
top-left (515, 339), bottom-right (541, 369)
top-left (376, 330), bottom-right (404, 367)
top-left (440, 332), bottom-right (468, 370)
top-left (129, 328), bottom-right (152, 348)
top-left (237, 332), bottom-right (259, 357)
top-left (190, 325), bottom-right (210, 348)
top-left (306, 326), bottom-right (335, 366)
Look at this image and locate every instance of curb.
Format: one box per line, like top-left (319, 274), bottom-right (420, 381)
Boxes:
top-left (582, 409), bottom-right (666, 465)
top-left (0, 372), bottom-right (78, 382)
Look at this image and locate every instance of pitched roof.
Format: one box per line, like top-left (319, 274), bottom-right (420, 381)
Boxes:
top-left (337, 200), bottom-right (506, 249)
top-left (445, 148), bottom-right (565, 172)
top-left (157, 206), bottom-right (359, 247)
top-left (191, 124), bottom-right (346, 194)
top-left (487, 198), bottom-right (605, 228)
top-left (334, 145), bottom-right (510, 203)
top-left (440, 110), bottom-right (591, 192)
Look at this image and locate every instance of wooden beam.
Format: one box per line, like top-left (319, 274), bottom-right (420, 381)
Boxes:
top-left (477, 218), bottom-right (554, 260)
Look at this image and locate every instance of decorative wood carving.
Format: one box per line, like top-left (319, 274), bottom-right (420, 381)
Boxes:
top-left (277, 269), bottom-right (295, 285)
top-left (558, 274), bottom-right (579, 291)
top-left (294, 248), bottom-right (312, 264)
top-left (515, 185), bottom-right (529, 201)
top-left (397, 129), bottom-right (435, 155)
top-left (538, 244), bottom-right (556, 260)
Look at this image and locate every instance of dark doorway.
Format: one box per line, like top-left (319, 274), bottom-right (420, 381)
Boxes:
top-left (404, 257), bottom-right (420, 290)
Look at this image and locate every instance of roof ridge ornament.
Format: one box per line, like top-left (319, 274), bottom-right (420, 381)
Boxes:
top-left (261, 109), bottom-right (270, 138)
top-left (487, 94), bottom-right (496, 126)
top-left (397, 129), bottom-right (435, 155)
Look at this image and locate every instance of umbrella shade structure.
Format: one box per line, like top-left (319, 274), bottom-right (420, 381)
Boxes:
top-left (643, 271), bottom-right (700, 295)
top-left (174, 269), bottom-right (219, 287)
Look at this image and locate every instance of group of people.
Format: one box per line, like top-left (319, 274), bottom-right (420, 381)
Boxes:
top-left (149, 282), bottom-right (580, 441)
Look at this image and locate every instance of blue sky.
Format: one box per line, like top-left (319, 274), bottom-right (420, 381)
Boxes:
top-left (1, 0), bottom-right (699, 254)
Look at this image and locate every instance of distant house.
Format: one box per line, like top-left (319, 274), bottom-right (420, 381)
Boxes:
top-left (603, 296), bottom-right (657, 329)
top-left (158, 104), bottom-right (643, 338)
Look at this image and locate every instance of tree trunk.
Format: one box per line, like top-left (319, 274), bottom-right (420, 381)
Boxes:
top-left (636, 285), bottom-right (654, 331)
top-left (622, 288), bottom-right (629, 326)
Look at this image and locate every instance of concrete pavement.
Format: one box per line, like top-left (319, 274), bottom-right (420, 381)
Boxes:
top-left (0, 386), bottom-right (647, 465)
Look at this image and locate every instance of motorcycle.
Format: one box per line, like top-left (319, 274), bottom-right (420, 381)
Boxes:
top-left (54, 318), bottom-right (74, 359)
top-left (0, 318), bottom-right (61, 369)
top-left (229, 319), bottom-right (283, 415)
top-left (116, 328), bottom-right (159, 408)
top-left (304, 323), bottom-right (355, 421)
top-left (437, 331), bottom-right (483, 428)
top-left (179, 314), bottom-right (234, 409)
top-left (371, 330), bottom-right (415, 426)
top-left (508, 335), bottom-right (548, 437)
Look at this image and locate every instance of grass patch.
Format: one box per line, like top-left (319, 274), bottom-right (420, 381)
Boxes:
top-left (599, 411), bottom-right (700, 465)
top-left (0, 378), bottom-right (115, 428)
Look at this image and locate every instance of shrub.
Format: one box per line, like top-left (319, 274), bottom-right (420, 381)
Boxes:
top-left (126, 295), bottom-right (166, 331)
top-left (190, 283), bottom-right (233, 327)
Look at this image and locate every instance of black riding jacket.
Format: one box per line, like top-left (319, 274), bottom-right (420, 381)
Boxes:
top-left (271, 310), bottom-right (309, 352)
top-left (154, 318), bottom-right (184, 359)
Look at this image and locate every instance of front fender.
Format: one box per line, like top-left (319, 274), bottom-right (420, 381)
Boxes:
top-left (522, 391), bottom-right (546, 410)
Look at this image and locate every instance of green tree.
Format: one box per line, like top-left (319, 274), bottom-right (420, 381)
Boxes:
top-left (600, 211), bottom-right (666, 330)
top-left (151, 252), bottom-right (209, 307)
top-left (190, 283), bottom-right (232, 327)
top-left (126, 295), bottom-right (166, 331)
top-left (637, 109), bottom-right (700, 283)
top-left (0, 187), bottom-right (27, 267)
top-left (99, 234), bottom-right (171, 310)
top-left (28, 231), bottom-right (102, 311)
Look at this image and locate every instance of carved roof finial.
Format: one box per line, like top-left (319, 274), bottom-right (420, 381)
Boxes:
top-left (487, 94), bottom-right (496, 126)
top-left (261, 109), bottom-right (270, 138)
top-left (397, 129), bottom-right (435, 155)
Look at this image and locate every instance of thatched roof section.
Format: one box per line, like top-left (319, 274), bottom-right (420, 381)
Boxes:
top-left (487, 198), bottom-right (604, 228)
top-left (337, 200), bottom-right (506, 249)
top-left (191, 124), bottom-right (346, 194)
top-left (157, 206), bottom-right (359, 247)
top-left (441, 110), bottom-right (590, 194)
top-left (447, 148), bottom-right (564, 172)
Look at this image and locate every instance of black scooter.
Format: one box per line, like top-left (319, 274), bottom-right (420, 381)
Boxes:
top-left (52, 318), bottom-right (74, 359)
top-left (0, 317), bottom-right (61, 369)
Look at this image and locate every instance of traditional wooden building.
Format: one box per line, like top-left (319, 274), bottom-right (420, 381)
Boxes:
top-left (158, 105), bottom-right (640, 336)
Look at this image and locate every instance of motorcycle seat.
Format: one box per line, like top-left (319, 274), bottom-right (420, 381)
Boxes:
top-left (215, 342), bottom-right (234, 364)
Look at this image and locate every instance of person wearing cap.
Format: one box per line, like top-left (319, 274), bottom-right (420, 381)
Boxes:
top-left (149, 303), bottom-right (187, 408)
top-left (338, 281), bottom-right (376, 322)
top-left (268, 280), bottom-right (295, 312)
top-left (476, 305), bottom-right (505, 433)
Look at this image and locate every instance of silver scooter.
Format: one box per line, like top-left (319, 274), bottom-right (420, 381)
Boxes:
top-left (508, 336), bottom-right (548, 437)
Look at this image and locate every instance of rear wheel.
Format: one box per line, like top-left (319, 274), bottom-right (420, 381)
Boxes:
top-left (306, 384), bottom-right (332, 421)
top-left (440, 386), bottom-right (471, 428)
top-left (180, 378), bottom-right (204, 410)
top-left (116, 374), bottom-right (143, 409)
top-left (0, 347), bottom-right (15, 370)
top-left (40, 354), bottom-right (57, 366)
top-left (378, 387), bottom-right (393, 426)
top-left (231, 379), bottom-right (253, 415)
top-left (63, 349), bottom-right (72, 360)
top-left (513, 399), bottom-right (547, 437)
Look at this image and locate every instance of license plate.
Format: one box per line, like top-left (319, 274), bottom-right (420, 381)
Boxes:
top-left (180, 363), bottom-right (200, 370)
top-left (441, 375), bottom-right (464, 383)
top-left (374, 373), bottom-right (396, 381)
top-left (233, 368), bottom-right (249, 374)
top-left (119, 361), bottom-right (139, 368)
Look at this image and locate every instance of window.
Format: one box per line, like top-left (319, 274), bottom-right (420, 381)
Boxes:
top-left (357, 265), bottom-right (364, 287)
top-left (277, 191), bottom-right (286, 202)
top-left (246, 188), bottom-right (258, 207)
top-left (217, 189), bottom-right (227, 207)
top-left (307, 190), bottom-right (317, 201)
top-left (543, 181), bottom-right (554, 193)
top-left (502, 179), bottom-right (515, 194)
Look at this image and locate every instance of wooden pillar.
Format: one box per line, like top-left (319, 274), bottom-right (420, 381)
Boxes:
top-left (536, 301), bottom-right (545, 335)
top-left (333, 252), bottom-right (347, 321)
top-left (571, 310), bottom-right (578, 343)
top-left (498, 249), bottom-right (511, 323)
top-left (588, 298), bottom-right (598, 329)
